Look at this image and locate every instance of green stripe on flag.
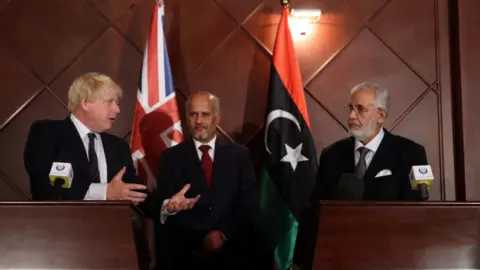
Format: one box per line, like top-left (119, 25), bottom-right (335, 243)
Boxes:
top-left (258, 167), bottom-right (299, 270)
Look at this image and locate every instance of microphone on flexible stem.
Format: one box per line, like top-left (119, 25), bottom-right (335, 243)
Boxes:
top-left (419, 183), bottom-right (429, 201)
top-left (335, 173), bottom-right (365, 200)
top-left (52, 178), bottom-right (65, 200)
top-left (49, 162), bottom-right (74, 200)
top-left (409, 165), bottom-right (434, 201)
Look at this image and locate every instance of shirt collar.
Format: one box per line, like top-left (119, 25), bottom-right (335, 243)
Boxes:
top-left (354, 127), bottom-right (384, 153)
top-left (193, 136), bottom-right (217, 151)
top-left (70, 114), bottom-right (98, 140)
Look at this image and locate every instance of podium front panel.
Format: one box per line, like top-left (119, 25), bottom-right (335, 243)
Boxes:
top-left (314, 201), bottom-right (480, 269)
top-left (0, 201), bottom-right (138, 269)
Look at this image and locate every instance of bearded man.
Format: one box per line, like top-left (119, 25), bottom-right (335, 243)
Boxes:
top-left (313, 82), bottom-right (428, 201)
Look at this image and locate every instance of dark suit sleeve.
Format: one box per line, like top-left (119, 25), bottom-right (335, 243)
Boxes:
top-left (143, 150), bottom-right (182, 222)
top-left (219, 147), bottom-right (258, 242)
top-left (119, 142), bottom-right (142, 186)
top-left (24, 121), bottom-right (58, 200)
top-left (156, 151), bottom-right (178, 205)
top-left (115, 140), bottom-right (158, 219)
top-left (401, 143), bottom-right (429, 200)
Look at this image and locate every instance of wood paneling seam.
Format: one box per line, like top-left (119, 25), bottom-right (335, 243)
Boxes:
top-left (388, 88), bottom-right (434, 131)
top-left (0, 168), bottom-right (29, 200)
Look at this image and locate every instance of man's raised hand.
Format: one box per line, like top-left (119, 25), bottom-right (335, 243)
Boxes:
top-left (166, 183), bottom-right (200, 213)
top-left (106, 167), bottom-right (147, 204)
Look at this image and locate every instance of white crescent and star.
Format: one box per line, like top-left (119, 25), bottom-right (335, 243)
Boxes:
top-left (264, 109), bottom-right (309, 171)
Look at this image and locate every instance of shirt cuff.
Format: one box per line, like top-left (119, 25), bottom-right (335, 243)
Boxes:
top-left (83, 183), bottom-right (107, 200)
top-left (160, 199), bottom-right (177, 224)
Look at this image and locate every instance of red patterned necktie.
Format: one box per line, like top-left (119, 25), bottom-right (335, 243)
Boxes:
top-left (199, 145), bottom-right (212, 187)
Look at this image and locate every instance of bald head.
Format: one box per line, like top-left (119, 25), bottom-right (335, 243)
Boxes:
top-left (186, 91), bottom-right (220, 114)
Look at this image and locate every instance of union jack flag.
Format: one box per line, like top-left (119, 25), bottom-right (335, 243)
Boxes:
top-left (130, 0), bottom-right (183, 190)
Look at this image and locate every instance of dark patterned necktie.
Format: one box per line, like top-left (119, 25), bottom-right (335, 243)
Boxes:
top-left (356, 147), bottom-right (370, 180)
top-left (87, 133), bottom-right (100, 183)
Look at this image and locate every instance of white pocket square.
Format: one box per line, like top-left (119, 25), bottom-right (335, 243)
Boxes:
top-left (375, 169), bottom-right (392, 178)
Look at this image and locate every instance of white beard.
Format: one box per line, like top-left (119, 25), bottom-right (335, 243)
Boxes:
top-left (349, 119), bottom-right (376, 142)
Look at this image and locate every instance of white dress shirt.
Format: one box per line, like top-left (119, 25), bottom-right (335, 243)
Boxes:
top-left (70, 114), bottom-right (108, 200)
top-left (354, 128), bottom-right (385, 168)
top-left (160, 136), bottom-right (217, 224)
top-left (193, 136), bottom-right (216, 161)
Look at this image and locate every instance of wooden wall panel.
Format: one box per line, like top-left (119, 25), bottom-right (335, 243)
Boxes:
top-left (458, 0), bottom-right (480, 200)
top-left (0, 0), bottom-right (456, 200)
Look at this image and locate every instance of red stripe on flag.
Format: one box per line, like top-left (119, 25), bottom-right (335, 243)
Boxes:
top-left (272, 6), bottom-right (312, 130)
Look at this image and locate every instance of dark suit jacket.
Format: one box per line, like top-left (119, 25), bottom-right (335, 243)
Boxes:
top-left (314, 129), bottom-right (428, 201)
top-left (155, 137), bottom-right (258, 264)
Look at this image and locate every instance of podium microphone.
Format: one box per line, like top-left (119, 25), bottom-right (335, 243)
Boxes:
top-left (335, 173), bottom-right (364, 200)
top-left (49, 162), bottom-right (74, 200)
top-left (409, 165), bottom-right (434, 201)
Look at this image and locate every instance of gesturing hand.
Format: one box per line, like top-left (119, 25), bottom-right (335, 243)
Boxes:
top-left (106, 167), bottom-right (147, 204)
top-left (166, 183), bottom-right (200, 213)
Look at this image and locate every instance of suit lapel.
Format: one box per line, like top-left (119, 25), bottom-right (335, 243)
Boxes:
top-left (63, 117), bottom-right (89, 169)
top-left (363, 131), bottom-right (393, 185)
top-left (211, 138), bottom-right (227, 191)
top-left (343, 137), bottom-right (356, 173)
top-left (100, 134), bottom-right (116, 181)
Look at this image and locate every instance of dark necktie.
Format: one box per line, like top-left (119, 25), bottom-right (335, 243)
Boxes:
top-left (88, 133), bottom-right (100, 183)
top-left (356, 147), bottom-right (370, 180)
top-left (199, 145), bottom-right (212, 187)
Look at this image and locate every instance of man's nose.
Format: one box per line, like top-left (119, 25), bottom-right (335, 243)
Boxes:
top-left (194, 115), bottom-right (203, 123)
top-left (348, 109), bottom-right (357, 119)
top-left (113, 103), bottom-right (120, 114)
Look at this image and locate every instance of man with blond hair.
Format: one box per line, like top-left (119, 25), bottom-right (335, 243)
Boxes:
top-left (24, 72), bottom-right (199, 213)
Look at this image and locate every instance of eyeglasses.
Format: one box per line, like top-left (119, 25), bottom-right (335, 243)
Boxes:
top-left (344, 103), bottom-right (381, 117)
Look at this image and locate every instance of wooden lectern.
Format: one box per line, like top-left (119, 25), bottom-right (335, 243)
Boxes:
top-left (0, 201), bottom-right (140, 269)
top-left (314, 201), bottom-right (480, 269)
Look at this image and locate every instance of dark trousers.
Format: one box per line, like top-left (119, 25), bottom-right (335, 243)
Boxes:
top-left (181, 242), bottom-right (239, 270)
top-left (157, 240), bottom-right (266, 270)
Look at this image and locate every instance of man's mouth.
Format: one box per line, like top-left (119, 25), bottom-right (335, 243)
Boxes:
top-left (348, 122), bottom-right (361, 128)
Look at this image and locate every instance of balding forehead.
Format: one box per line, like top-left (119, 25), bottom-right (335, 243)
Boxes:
top-left (352, 87), bottom-right (375, 99)
top-left (187, 91), bottom-right (220, 113)
top-left (190, 90), bottom-right (214, 99)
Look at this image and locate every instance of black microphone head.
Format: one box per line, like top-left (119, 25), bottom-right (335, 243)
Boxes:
top-left (54, 178), bottom-right (65, 187)
top-left (335, 173), bottom-right (364, 200)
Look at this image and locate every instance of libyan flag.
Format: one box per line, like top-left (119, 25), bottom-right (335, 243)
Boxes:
top-left (257, 4), bottom-right (318, 270)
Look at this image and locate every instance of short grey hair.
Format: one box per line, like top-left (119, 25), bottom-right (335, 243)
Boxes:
top-left (351, 82), bottom-right (389, 115)
top-left (186, 90), bottom-right (220, 113)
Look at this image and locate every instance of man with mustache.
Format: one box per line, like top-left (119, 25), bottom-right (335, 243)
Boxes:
top-left (313, 82), bottom-right (428, 200)
top-left (155, 91), bottom-right (258, 269)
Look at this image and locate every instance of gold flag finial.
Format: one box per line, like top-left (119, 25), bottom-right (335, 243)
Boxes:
top-left (281, 0), bottom-right (289, 6)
